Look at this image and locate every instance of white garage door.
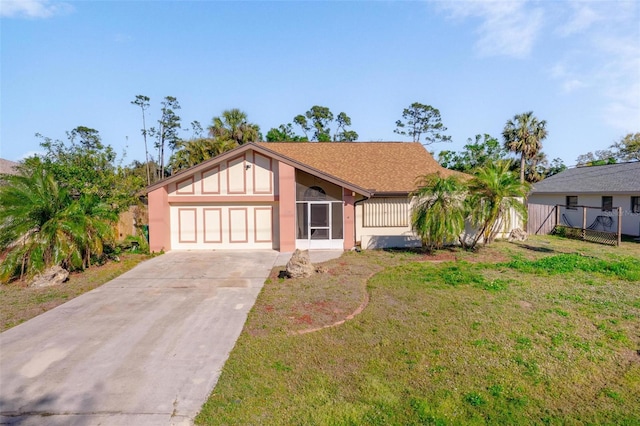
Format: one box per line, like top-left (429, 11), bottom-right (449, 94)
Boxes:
top-left (170, 204), bottom-right (274, 249)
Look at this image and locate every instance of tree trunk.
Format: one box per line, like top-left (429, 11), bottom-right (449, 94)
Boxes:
top-left (520, 153), bottom-right (526, 183)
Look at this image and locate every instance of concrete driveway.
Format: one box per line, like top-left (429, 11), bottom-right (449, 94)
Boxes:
top-left (0, 250), bottom-right (280, 426)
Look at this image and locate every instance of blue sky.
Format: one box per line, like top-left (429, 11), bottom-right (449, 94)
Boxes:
top-left (1, 0), bottom-right (639, 167)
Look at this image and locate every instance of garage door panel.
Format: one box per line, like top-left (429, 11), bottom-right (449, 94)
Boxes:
top-left (229, 208), bottom-right (248, 243)
top-left (178, 208), bottom-right (197, 243)
top-left (254, 207), bottom-right (272, 242)
top-left (203, 208), bottom-right (222, 243)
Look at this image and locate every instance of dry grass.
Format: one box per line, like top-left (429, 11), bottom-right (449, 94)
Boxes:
top-left (253, 250), bottom-right (420, 336)
top-left (197, 236), bottom-right (640, 425)
top-left (0, 253), bottom-right (150, 331)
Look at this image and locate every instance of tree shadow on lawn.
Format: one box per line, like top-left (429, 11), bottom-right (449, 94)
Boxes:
top-left (382, 245), bottom-right (513, 263)
top-left (511, 242), bottom-right (557, 253)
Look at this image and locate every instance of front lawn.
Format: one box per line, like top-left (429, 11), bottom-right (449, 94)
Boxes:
top-left (197, 236), bottom-right (640, 424)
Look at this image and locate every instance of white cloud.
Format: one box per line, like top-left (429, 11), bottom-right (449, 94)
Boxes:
top-left (595, 34), bottom-right (640, 131)
top-left (436, 1), bottom-right (639, 133)
top-left (0, 0), bottom-right (73, 19)
top-left (562, 79), bottom-right (586, 93)
top-left (17, 150), bottom-right (46, 161)
top-left (549, 61), bottom-right (589, 93)
top-left (558, 1), bottom-right (600, 36)
top-left (559, 3), bottom-right (640, 132)
top-left (438, 1), bottom-right (544, 58)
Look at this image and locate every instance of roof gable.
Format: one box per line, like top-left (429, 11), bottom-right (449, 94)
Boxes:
top-left (531, 162), bottom-right (640, 194)
top-left (0, 158), bottom-right (19, 175)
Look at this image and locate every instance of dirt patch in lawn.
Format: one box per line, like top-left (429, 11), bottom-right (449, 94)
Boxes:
top-left (419, 250), bottom-right (457, 262)
top-left (249, 250), bottom-right (421, 336)
top-left (389, 246), bottom-right (510, 264)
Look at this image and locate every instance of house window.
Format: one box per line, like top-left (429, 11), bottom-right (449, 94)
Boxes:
top-left (363, 198), bottom-right (409, 227)
top-left (566, 196), bottom-right (578, 210)
top-left (303, 186), bottom-right (326, 201)
top-left (631, 196), bottom-right (640, 214)
top-left (602, 196), bottom-right (613, 212)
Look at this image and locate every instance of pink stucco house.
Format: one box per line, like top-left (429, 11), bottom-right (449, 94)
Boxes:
top-left (146, 142), bottom-right (460, 252)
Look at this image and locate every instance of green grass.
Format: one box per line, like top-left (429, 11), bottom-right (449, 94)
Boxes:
top-left (196, 236), bottom-right (640, 425)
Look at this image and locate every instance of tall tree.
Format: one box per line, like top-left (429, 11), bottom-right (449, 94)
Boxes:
top-left (170, 138), bottom-right (236, 172)
top-left (189, 120), bottom-right (204, 138)
top-left (575, 132), bottom-right (639, 167)
top-left (545, 157), bottom-right (567, 177)
top-left (502, 111), bottom-right (548, 183)
top-left (130, 95), bottom-right (151, 185)
top-left (334, 112), bottom-right (358, 142)
top-left (157, 96), bottom-right (182, 177)
top-left (293, 115), bottom-right (312, 140)
top-left (131, 95), bottom-right (182, 180)
top-left (394, 102), bottom-right (451, 145)
top-left (575, 150), bottom-right (617, 167)
top-left (438, 134), bottom-right (508, 172)
top-left (302, 105), bottom-right (333, 141)
top-left (265, 123), bottom-right (308, 142)
top-left (281, 106), bottom-right (357, 142)
top-left (610, 132), bottom-right (640, 162)
top-left (124, 159), bottom-right (161, 184)
top-left (28, 127), bottom-right (142, 212)
top-left (208, 108), bottom-right (260, 146)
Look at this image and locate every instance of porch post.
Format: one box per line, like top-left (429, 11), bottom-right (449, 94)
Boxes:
top-left (617, 207), bottom-right (622, 246)
top-left (343, 189), bottom-right (355, 250)
top-left (278, 162), bottom-right (296, 251)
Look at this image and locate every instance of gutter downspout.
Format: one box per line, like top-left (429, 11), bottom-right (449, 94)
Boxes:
top-left (353, 194), bottom-right (371, 249)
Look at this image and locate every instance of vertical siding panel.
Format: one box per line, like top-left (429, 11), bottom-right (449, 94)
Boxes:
top-left (363, 198), bottom-right (409, 227)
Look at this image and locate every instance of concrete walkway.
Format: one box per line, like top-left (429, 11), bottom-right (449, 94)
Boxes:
top-left (0, 251), bottom-right (284, 426)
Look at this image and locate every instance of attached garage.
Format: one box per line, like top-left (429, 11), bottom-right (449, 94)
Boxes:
top-left (170, 204), bottom-right (275, 249)
top-left (156, 149), bottom-right (281, 250)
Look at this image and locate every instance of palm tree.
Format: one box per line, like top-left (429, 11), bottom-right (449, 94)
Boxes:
top-left (411, 173), bottom-right (467, 250)
top-left (170, 138), bottom-right (237, 172)
top-left (208, 109), bottom-right (260, 146)
top-left (465, 160), bottom-right (529, 247)
top-left (524, 151), bottom-right (548, 183)
top-left (502, 111), bottom-right (548, 183)
top-left (0, 166), bottom-right (116, 283)
top-left (69, 194), bottom-right (118, 269)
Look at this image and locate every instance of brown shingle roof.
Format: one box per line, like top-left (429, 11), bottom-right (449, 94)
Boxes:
top-left (257, 142), bottom-right (460, 193)
top-left (0, 158), bottom-right (19, 175)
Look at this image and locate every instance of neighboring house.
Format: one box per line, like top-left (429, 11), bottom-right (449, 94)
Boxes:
top-left (528, 162), bottom-right (640, 237)
top-left (146, 142), bottom-right (463, 252)
top-left (0, 159), bottom-right (19, 176)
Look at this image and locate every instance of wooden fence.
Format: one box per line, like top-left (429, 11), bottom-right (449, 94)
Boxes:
top-left (527, 203), bottom-right (557, 236)
top-left (526, 203), bottom-right (621, 246)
